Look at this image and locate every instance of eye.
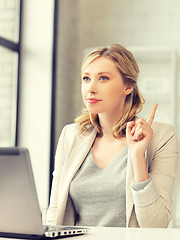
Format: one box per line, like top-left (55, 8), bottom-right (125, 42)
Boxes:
top-left (100, 76), bottom-right (109, 81)
top-left (82, 76), bottom-right (90, 82)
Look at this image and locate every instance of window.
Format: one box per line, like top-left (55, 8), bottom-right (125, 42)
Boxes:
top-left (0, 0), bottom-right (22, 146)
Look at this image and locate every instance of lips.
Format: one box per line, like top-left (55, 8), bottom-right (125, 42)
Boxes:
top-left (87, 98), bottom-right (102, 104)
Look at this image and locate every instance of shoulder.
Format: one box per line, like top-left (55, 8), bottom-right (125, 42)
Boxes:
top-left (151, 122), bottom-right (177, 148)
top-left (151, 121), bottom-right (176, 137)
top-left (58, 123), bottom-right (81, 147)
top-left (55, 123), bottom-right (82, 160)
top-left (61, 123), bottom-right (81, 136)
top-left (58, 123), bottom-right (96, 150)
top-left (148, 121), bottom-right (178, 158)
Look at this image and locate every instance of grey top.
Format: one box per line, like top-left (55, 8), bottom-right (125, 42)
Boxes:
top-left (69, 147), bottom-right (128, 227)
top-left (69, 146), bottom-right (152, 227)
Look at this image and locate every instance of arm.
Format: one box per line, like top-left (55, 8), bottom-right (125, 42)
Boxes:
top-left (46, 126), bottom-right (67, 225)
top-left (131, 125), bottom-right (178, 227)
top-left (46, 123), bottom-right (81, 225)
top-left (126, 104), bottom-right (178, 227)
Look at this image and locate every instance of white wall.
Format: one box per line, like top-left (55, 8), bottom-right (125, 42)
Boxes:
top-left (18, 0), bottom-right (54, 210)
top-left (54, 0), bottom-right (81, 144)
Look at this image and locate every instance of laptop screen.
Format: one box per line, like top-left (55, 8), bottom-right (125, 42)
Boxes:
top-left (0, 148), bottom-right (45, 236)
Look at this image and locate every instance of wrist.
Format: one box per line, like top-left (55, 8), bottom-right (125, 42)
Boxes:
top-left (134, 170), bottom-right (149, 183)
top-left (129, 150), bottom-right (145, 162)
top-left (130, 154), bottom-right (149, 183)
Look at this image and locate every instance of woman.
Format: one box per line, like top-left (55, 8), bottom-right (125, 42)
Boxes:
top-left (46, 44), bottom-right (178, 228)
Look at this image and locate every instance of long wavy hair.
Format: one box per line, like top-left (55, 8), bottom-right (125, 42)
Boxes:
top-left (75, 44), bottom-right (145, 138)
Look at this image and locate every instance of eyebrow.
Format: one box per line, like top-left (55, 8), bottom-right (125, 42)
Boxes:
top-left (82, 72), bottom-right (112, 76)
top-left (99, 72), bottom-right (112, 76)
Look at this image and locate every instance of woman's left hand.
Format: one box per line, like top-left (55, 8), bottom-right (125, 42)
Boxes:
top-left (126, 104), bottom-right (158, 158)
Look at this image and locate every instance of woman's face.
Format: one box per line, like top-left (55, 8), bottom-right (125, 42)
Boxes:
top-left (81, 57), bottom-right (133, 118)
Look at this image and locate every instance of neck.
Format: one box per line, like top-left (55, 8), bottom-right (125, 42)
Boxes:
top-left (98, 113), bottom-right (121, 139)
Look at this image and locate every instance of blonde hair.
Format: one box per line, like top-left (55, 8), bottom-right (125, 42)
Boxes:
top-left (75, 44), bottom-right (145, 138)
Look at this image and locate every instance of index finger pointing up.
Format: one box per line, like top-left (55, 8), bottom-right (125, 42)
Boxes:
top-left (147, 104), bottom-right (158, 126)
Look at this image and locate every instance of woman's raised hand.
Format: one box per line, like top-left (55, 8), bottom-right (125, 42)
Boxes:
top-left (126, 104), bottom-right (158, 158)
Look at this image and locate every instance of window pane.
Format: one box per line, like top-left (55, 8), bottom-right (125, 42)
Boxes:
top-left (0, 46), bottom-right (18, 146)
top-left (0, 0), bottom-right (20, 42)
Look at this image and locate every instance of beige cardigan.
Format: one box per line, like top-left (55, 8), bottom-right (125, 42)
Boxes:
top-left (46, 122), bottom-right (178, 228)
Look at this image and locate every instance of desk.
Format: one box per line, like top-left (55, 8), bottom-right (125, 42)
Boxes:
top-left (0, 228), bottom-right (180, 240)
top-left (64, 227), bottom-right (180, 240)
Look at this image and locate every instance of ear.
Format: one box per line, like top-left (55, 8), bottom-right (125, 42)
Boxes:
top-left (124, 84), bottom-right (134, 95)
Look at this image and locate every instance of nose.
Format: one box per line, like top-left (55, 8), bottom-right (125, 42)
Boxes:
top-left (88, 79), bottom-right (97, 94)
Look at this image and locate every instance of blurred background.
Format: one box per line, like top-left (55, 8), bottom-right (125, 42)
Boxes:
top-left (0, 0), bottom-right (180, 227)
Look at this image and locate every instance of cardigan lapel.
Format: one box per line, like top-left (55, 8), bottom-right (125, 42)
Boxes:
top-left (56, 128), bottom-right (97, 224)
top-left (65, 128), bottom-right (97, 183)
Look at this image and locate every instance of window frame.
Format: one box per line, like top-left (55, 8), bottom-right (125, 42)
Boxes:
top-left (49, 0), bottom-right (58, 198)
top-left (0, 0), bottom-right (22, 146)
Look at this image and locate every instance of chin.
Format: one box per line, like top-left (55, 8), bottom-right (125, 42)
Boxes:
top-left (88, 111), bottom-right (99, 115)
top-left (86, 106), bottom-right (105, 115)
top-left (87, 109), bottom-right (104, 115)
top-left (86, 109), bottom-right (99, 115)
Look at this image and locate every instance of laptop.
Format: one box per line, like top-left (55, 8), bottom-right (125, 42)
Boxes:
top-left (0, 147), bottom-right (89, 239)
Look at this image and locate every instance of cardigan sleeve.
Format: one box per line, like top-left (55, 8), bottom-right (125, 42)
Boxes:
top-left (131, 175), bottom-right (152, 191)
top-left (131, 123), bottom-right (178, 228)
top-left (46, 123), bottom-right (82, 226)
top-left (46, 125), bottom-right (68, 225)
